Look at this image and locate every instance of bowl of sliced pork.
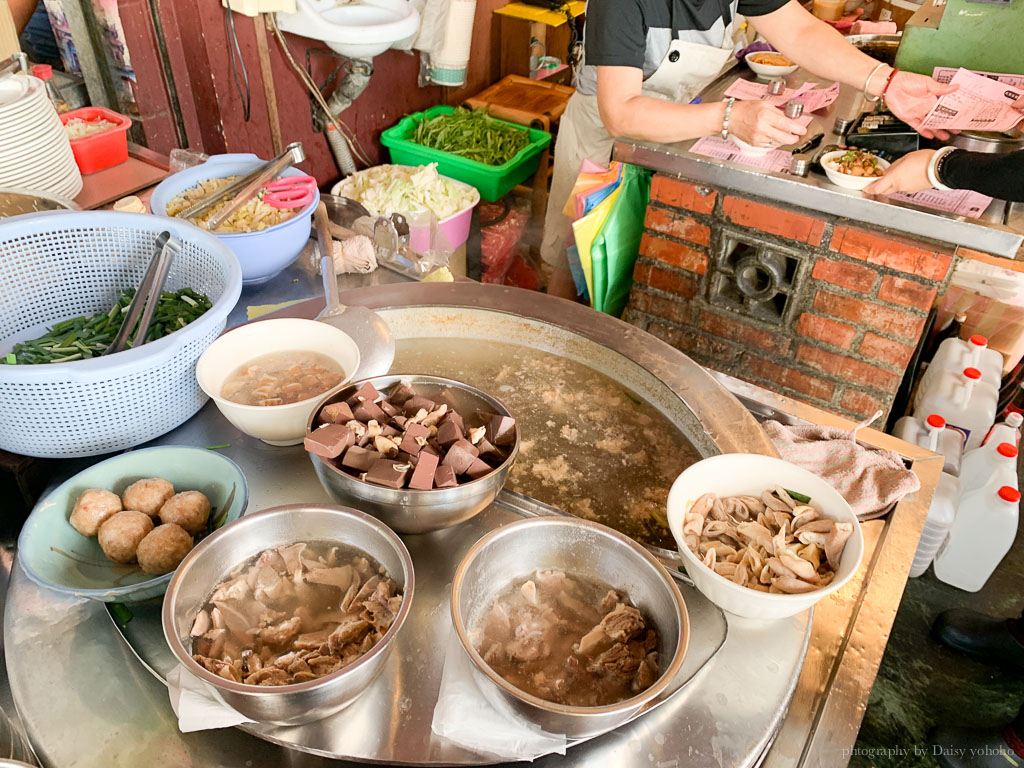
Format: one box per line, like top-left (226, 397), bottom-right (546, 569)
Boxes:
top-left (667, 454), bottom-right (863, 620)
top-left (450, 516), bottom-right (688, 738)
top-left (162, 503), bottom-right (414, 725)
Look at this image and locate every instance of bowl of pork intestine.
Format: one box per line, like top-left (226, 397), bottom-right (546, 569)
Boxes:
top-left (666, 454), bottom-right (863, 620)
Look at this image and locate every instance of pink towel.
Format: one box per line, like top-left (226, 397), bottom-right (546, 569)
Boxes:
top-left (850, 20), bottom-right (898, 34)
top-left (762, 411), bottom-right (921, 520)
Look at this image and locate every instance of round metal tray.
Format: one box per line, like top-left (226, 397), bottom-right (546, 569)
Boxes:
top-left (5, 284), bottom-right (811, 768)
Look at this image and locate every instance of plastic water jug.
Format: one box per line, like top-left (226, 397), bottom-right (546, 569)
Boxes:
top-left (982, 411), bottom-right (1023, 447)
top-left (917, 335), bottom-right (1004, 400)
top-left (961, 441), bottom-right (1018, 498)
top-left (909, 472), bottom-right (959, 578)
top-left (892, 413), bottom-right (964, 476)
top-left (913, 367), bottom-right (998, 451)
top-left (934, 484), bottom-right (1020, 592)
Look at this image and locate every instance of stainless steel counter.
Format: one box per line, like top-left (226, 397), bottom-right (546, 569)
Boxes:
top-left (613, 66), bottom-right (1024, 259)
top-left (0, 266), bottom-right (943, 767)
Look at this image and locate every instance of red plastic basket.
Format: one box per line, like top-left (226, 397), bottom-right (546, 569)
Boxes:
top-left (59, 106), bottom-right (132, 174)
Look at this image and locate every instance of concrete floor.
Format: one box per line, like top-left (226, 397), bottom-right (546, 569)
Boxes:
top-left (851, 458), bottom-right (1024, 768)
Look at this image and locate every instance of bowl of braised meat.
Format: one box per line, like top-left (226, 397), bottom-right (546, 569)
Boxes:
top-left (162, 503), bottom-right (414, 725)
top-left (450, 517), bottom-right (688, 738)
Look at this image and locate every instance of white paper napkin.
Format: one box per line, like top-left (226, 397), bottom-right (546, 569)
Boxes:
top-left (430, 628), bottom-right (567, 761)
top-left (167, 664), bottom-right (256, 733)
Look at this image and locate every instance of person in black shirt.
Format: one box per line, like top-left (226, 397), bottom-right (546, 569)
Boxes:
top-left (542, 0), bottom-right (957, 299)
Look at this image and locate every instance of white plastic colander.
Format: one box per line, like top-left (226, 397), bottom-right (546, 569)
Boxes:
top-left (0, 211), bottom-right (242, 458)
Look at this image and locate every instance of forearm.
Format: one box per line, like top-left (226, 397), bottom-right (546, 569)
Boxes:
top-left (751, 2), bottom-right (889, 96)
top-left (600, 96), bottom-right (727, 144)
top-left (940, 149), bottom-right (1024, 202)
top-left (8, 0), bottom-right (37, 33)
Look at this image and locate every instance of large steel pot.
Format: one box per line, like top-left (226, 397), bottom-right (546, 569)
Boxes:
top-left (306, 374), bottom-right (519, 534)
top-left (450, 517), bottom-right (689, 739)
top-left (162, 504), bottom-right (415, 726)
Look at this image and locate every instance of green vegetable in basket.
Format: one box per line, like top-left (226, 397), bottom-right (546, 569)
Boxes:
top-left (410, 108), bottom-right (531, 167)
top-left (4, 287), bottom-right (212, 365)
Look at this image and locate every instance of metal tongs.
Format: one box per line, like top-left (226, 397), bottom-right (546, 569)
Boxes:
top-left (104, 232), bottom-right (182, 355)
top-left (0, 53), bottom-right (29, 80)
top-left (174, 142), bottom-right (305, 225)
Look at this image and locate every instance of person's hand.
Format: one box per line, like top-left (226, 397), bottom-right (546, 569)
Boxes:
top-left (728, 101), bottom-right (808, 148)
top-left (884, 71), bottom-right (959, 140)
top-left (864, 149), bottom-right (936, 196)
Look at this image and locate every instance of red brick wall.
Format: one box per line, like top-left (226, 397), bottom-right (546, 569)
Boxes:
top-left (625, 175), bottom-right (959, 420)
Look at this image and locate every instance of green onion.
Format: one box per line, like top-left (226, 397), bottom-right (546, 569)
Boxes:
top-left (205, 444), bottom-right (231, 451)
top-left (410, 108), bottom-right (531, 167)
top-left (783, 488), bottom-right (812, 504)
top-left (4, 353), bottom-right (15, 364)
top-left (109, 602), bottom-right (133, 626)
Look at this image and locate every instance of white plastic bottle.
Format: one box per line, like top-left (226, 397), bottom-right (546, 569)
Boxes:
top-left (960, 442), bottom-right (1018, 498)
top-left (917, 334), bottom-right (1004, 400)
top-left (892, 413), bottom-right (965, 476)
top-left (909, 472), bottom-right (960, 578)
top-left (933, 484), bottom-right (1021, 592)
top-left (982, 411), bottom-right (1023, 447)
top-left (913, 367), bottom-right (999, 451)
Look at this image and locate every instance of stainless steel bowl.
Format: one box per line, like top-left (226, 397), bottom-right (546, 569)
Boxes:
top-left (162, 504), bottom-right (415, 726)
top-left (306, 374), bottom-right (519, 534)
top-left (451, 517), bottom-right (689, 738)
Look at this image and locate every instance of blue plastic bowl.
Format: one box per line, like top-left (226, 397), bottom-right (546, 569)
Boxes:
top-left (18, 445), bottom-right (249, 602)
top-left (150, 153), bottom-right (319, 285)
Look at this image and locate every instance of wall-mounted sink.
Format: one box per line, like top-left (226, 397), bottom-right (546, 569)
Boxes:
top-left (276, 0), bottom-right (421, 60)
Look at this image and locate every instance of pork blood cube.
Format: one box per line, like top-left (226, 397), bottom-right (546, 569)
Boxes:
top-left (341, 446), bottom-right (380, 472)
top-left (408, 451), bottom-right (439, 490)
top-left (433, 464), bottom-right (458, 488)
top-left (318, 402), bottom-right (354, 425)
top-left (304, 424), bottom-right (355, 459)
top-left (364, 459), bottom-right (411, 489)
top-left (399, 422), bottom-right (431, 455)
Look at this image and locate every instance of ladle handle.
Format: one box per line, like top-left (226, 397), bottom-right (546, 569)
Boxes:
top-left (314, 201), bottom-right (344, 313)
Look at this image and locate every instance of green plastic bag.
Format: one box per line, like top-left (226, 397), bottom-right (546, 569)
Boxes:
top-left (589, 163), bottom-right (652, 316)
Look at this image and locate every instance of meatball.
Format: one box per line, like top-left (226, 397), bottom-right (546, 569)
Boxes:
top-left (97, 510), bottom-right (154, 564)
top-left (69, 489), bottom-right (122, 537)
top-left (158, 491), bottom-right (211, 535)
top-left (136, 524), bottom-right (193, 575)
top-left (122, 478), bottom-right (175, 518)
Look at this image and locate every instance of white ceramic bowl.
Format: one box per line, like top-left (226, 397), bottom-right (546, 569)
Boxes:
top-left (744, 53), bottom-right (799, 77)
top-left (666, 454), bottom-right (864, 620)
top-left (196, 318), bottom-right (360, 446)
top-left (820, 149), bottom-right (890, 190)
top-left (729, 135), bottom-right (773, 157)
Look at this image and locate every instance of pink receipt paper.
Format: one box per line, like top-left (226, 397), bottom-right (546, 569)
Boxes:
top-left (889, 189), bottom-right (994, 219)
top-left (723, 79), bottom-right (840, 112)
top-left (932, 67), bottom-right (1024, 90)
top-left (921, 68), bottom-right (1024, 133)
top-left (690, 136), bottom-right (794, 173)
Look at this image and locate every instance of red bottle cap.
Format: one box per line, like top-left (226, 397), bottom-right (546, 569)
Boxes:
top-left (30, 64), bottom-right (53, 80)
top-left (998, 487), bottom-right (1021, 503)
top-left (963, 367), bottom-right (982, 380)
top-left (997, 443), bottom-right (1018, 458)
top-left (969, 334), bottom-right (988, 348)
top-left (926, 414), bottom-right (946, 429)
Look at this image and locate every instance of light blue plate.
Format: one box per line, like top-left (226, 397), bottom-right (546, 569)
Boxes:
top-left (18, 445), bottom-right (249, 603)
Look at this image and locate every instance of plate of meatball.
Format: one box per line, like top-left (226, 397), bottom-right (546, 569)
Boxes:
top-left (18, 445), bottom-right (249, 602)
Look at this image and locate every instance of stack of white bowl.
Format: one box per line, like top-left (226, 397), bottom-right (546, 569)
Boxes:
top-left (0, 74), bottom-right (82, 199)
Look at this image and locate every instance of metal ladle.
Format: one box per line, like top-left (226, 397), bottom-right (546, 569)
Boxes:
top-left (313, 201), bottom-right (395, 379)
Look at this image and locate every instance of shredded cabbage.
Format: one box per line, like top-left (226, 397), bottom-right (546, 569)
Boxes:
top-left (333, 164), bottom-right (477, 221)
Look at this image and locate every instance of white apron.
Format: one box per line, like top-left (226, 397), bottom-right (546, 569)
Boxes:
top-left (541, 3), bottom-right (749, 270)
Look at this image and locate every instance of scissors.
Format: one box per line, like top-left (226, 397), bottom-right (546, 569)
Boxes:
top-left (262, 175), bottom-right (317, 209)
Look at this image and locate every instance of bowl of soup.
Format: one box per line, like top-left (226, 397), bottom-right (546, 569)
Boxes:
top-left (196, 318), bottom-right (360, 445)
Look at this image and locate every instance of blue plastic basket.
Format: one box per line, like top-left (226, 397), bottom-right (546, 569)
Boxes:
top-left (149, 154), bottom-right (319, 285)
top-left (0, 211), bottom-right (242, 458)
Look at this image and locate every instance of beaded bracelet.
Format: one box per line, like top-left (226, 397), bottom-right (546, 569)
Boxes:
top-left (721, 98), bottom-right (736, 140)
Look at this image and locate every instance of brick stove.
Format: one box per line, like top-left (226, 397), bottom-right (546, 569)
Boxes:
top-left (625, 174), bottom-right (960, 420)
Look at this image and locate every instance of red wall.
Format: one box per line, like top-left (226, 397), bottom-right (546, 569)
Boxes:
top-left (117, 0), bottom-right (505, 187)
